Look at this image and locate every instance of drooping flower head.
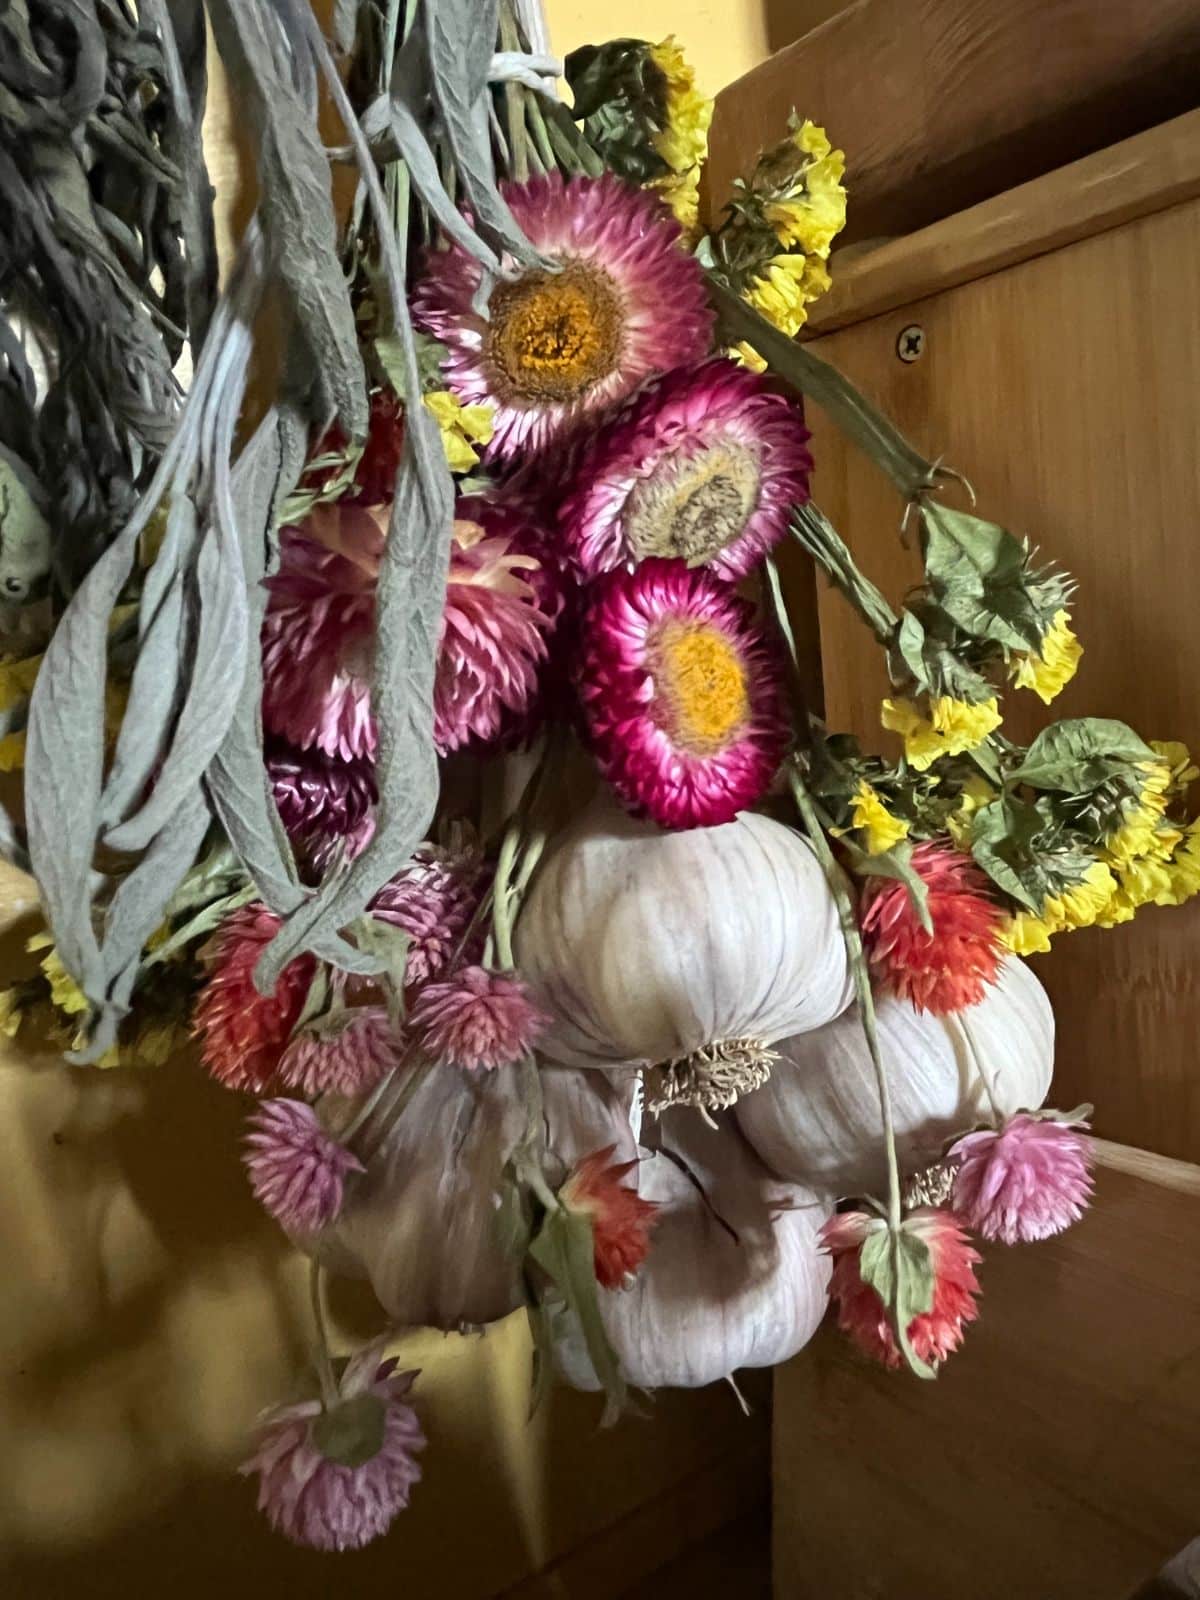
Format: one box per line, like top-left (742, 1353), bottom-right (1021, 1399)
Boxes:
top-left (434, 501), bottom-right (557, 752)
top-left (371, 825), bottom-right (489, 988)
top-left (1009, 610), bottom-right (1083, 705)
top-left (409, 965), bottom-right (545, 1072)
top-left (821, 1207), bottom-right (981, 1370)
top-left (881, 695), bottom-right (1002, 772)
top-left (576, 558), bottom-right (790, 828)
top-left (560, 359), bottom-right (811, 582)
top-left (261, 503), bottom-right (383, 762)
top-left (194, 905), bottom-right (316, 1092)
top-left (242, 1340), bottom-right (424, 1552)
top-left (278, 1006), bottom-right (402, 1098)
top-left (860, 840), bottom-right (1003, 1014)
top-left (413, 172), bottom-right (713, 460)
top-left (267, 738), bottom-right (378, 870)
top-left (560, 1146), bottom-right (660, 1289)
top-left (244, 1099), bottom-right (364, 1234)
top-left (948, 1112), bottom-right (1094, 1244)
top-left (261, 497), bottom-right (558, 763)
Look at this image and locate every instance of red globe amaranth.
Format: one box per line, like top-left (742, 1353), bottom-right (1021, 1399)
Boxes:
top-left (860, 840), bottom-right (1003, 1013)
top-left (560, 1145), bottom-right (660, 1288)
top-left (193, 904), bottom-right (316, 1093)
top-left (820, 1207), bottom-right (981, 1370)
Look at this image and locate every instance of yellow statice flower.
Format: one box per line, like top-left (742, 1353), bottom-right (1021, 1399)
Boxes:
top-left (423, 390), bottom-right (494, 473)
top-left (736, 254), bottom-right (834, 368)
top-left (0, 651), bottom-right (43, 712)
top-left (998, 911), bottom-right (1055, 956)
top-left (1150, 739), bottom-right (1199, 793)
top-left (1095, 855), bottom-right (1176, 927)
top-left (997, 860), bottom-right (1118, 955)
top-left (946, 774), bottom-right (997, 850)
top-left (881, 695), bottom-right (1002, 772)
top-left (1166, 818), bottom-right (1200, 904)
top-left (0, 730), bottom-right (25, 771)
top-left (762, 120), bottom-right (847, 258)
top-left (849, 781), bottom-right (909, 856)
top-left (27, 931), bottom-right (90, 1017)
top-left (1104, 757), bottom-right (1174, 869)
top-left (1009, 611), bottom-right (1082, 705)
top-left (645, 37), bottom-right (712, 232)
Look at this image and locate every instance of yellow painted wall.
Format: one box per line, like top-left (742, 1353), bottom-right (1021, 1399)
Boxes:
top-left (0, 7), bottom-right (801, 1598)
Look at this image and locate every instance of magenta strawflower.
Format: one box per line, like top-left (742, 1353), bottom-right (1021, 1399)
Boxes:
top-left (267, 738), bottom-right (377, 868)
top-left (575, 558), bottom-right (790, 828)
top-left (409, 964), bottom-right (545, 1071)
top-left (413, 172), bottom-right (713, 460)
top-left (278, 1007), bottom-right (402, 1098)
top-left (244, 1099), bottom-right (363, 1234)
top-left (261, 503), bottom-right (382, 762)
top-left (560, 359), bottom-right (812, 582)
top-left (371, 826), bottom-right (489, 987)
top-left (243, 1339), bottom-right (424, 1551)
top-left (948, 1112), bottom-right (1095, 1244)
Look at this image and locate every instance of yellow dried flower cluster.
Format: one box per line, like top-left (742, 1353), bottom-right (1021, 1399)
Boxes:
top-left (1008, 610), bottom-right (1083, 705)
top-left (881, 695), bottom-right (1002, 772)
top-left (423, 390), bottom-right (494, 473)
top-left (645, 37), bottom-right (713, 234)
top-left (849, 781), bottom-right (909, 857)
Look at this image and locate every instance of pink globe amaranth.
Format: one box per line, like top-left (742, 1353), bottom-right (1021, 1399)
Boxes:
top-left (242, 1341), bottom-right (424, 1552)
top-left (559, 358), bottom-right (812, 583)
top-left (948, 1112), bottom-right (1095, 1244)
top-left (243, 1099), bottom-right (364, 1234)
top-left (370, 826), bottom-right (490, 988)
top-left (860, 840), bottom-right (1004, 1014)
top-left (821, 1206), bottom-right (982, 1370)
top-left (409, 964), bottom-right (545, 1071)
top-left (413, 172), bottom-right (714, 461)
top-left (277, 1006), bottom-right (403, 1097)
top-left (575, 557), bottom-right (791, 829)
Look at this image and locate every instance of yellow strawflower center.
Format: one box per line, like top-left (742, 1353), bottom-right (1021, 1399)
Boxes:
top-left (651, 620), bottom-right (749, 755)
top-left (487, 261), bottom-right (622, 402)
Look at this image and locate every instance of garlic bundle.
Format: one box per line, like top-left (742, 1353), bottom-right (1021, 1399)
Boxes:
top-left (311, 1064), bottom-right (529, 1331)
top-left (513, 796), bottom-right (853, 1111)
top-left (312, 1063), bottom-right (639, 1332)
top-left (552, 1112), bottom-right (832, 1391)
top-left (735, 957), bottom-right (1055, 1198)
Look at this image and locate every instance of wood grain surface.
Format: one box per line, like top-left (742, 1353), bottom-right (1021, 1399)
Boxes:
top-left (774, 1158), bottom-right (1200, 1599)
top-left (705, 0), bottom-right (1200, 244)
top-left (802, 188), bottom-right (1200, 1162)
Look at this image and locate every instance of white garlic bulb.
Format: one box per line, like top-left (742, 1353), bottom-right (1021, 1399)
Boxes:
top-left (513, 796), bottom-right (853, 1110)
top-left (552, 1112), bottom-right (832, 1391)
top-left (735, 957), bottom-right (1055, 1198)
top-left (312, 1064), bottom-right (529, 1331)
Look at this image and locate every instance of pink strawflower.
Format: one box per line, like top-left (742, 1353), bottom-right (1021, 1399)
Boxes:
top-left (409, 964), bottom-right (545, 1071)
top-left (261, 503), bottom-right (383, 761)
top-left (576, 557), bottom-right (790, 828)
top-left (194, 905), bottom-right (316, 1093)
top-left (560, 358), bottom-right (812, 582)
top-left (242, 1340), bottom-right (424, 1551)
top-left (243, 1099), bottom-right (364, 1233)
top-left (434, 504), bottom-right (555, 752)
top-left (267, 738), bottom-right (378, 868)
top-left (413, 172), bottom-right (713, 460)
top-left (821, 1207), bottom-right (981, 1370)
top-left (278, 1006), bottom-right (403, 1097)
top-left (948, 1112), bottom-right (1094, 1244)
top-left (860, 840), bottom-right (1004, 1014)
top-left (560, 1146), bottom-right (660, 1289)
top-left (261, 498), bottom-right (557, 762)
top-left (371, 826), bottom-right (489, 987)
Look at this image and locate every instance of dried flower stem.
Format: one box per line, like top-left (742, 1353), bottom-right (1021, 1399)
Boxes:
top-left (309, 1260), bottom-right (339, 1410)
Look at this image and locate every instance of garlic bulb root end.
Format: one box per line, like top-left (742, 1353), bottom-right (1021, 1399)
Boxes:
top-left (646, 1037), bottom-right (779, 1115)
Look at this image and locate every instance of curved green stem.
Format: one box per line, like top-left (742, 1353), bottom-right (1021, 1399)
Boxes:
top-left (309, 1260), bottom-right (339, 1410)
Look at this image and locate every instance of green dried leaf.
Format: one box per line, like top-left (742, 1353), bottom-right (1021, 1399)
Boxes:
top-left (970, 796), bottom-right (1052, 912)
top-left (1009, 718), bottom-right (1155, 793)
top-left (146, 881), bottom-right (257, 969)
top-left (351, 916), bottom-right (412, 1027)
top-left (842, 837), bottom-right (933, 935)
top-left (529, 1205), bottom-right (627, 1425)
top-left (859, 1223), bottom-right (937, 1381)
top-left (920, 504), bottom-right (1043, 653)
